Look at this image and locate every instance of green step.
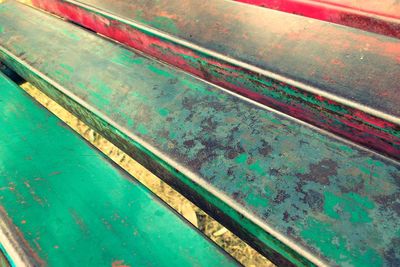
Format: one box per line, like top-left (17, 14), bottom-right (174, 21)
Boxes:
top-left (0, 73), bottom-right (237, 266)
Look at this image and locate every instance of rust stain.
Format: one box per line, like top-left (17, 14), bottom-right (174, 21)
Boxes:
top-left (0, 206), bottom-right (45, 266)
top-left (112, 260), bottom-right (130, 267)
top-left (69, 209), bottom-right (89, 234)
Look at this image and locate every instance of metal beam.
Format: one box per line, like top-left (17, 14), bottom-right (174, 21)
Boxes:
top-left (234, 0), bottom-right (400, 38)
top-left (29, 0), bottom-right (400, 160)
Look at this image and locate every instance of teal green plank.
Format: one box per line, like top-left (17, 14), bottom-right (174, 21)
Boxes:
top-left (0, 73), bottom-right (236, 266)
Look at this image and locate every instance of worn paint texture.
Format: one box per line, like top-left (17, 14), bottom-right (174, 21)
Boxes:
top-left (29, 0), bottom-right (400, 160)
top-left (235, 0), bottom-right (400, 38)
top-left (1, 3), bottom-right (399, 266)
top-left (0, 73), bottom-right (237, 266)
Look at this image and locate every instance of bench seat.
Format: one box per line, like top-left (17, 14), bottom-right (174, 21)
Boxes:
top-left (30, 0), bottom-right (400, 160)
top-left (0, 73), bottom-right (236, 266)
top-left (1, 2), bottom-right (399, 266)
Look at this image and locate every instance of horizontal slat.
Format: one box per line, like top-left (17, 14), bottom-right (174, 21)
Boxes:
top-left (0, 72), bottom-right (236, 266)
top-left (1, 2), bottom-right (400, 266)
top-left (234, 0), bottom-right (400, 38)
top-left (30, 0), bottom-right (400, 160)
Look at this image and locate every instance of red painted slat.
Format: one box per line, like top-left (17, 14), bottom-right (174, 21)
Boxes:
top-left (235, 0), bottom-right (400, 38)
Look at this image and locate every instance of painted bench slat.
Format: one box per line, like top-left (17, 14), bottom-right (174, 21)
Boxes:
top-left (234, 0), bottom-right (400, 38)
top-left (1, 2), bottom-right (399, 266)
top-left (30, 0), bottom-right (400, 160)
top-left (0, 73), bottom-right (237, 267)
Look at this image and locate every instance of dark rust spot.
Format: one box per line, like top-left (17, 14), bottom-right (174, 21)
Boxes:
top-left (298, 159), bottom-right (338, 185)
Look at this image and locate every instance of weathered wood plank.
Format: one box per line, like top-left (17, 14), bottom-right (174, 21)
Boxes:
top-left (1, 2), bottom-right (399, 266)
top-left (0, 73), bottom-right (237, 266)
top-left (234, 0), bottom-right (400, 38)
top-left (30, 0), bottom-right (400, 160)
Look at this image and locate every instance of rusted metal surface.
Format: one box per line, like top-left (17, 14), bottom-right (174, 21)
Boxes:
top-left (234, 0), bottom-right (400, 38)
top-left (0, 72), bottom-right (237, 266)
top-left (1, 2), bottom-right (400, 266)
top-left (30, 0), bottom-right (400, 160)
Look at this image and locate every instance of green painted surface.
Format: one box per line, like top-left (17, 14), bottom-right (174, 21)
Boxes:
top-left (31, 0), bottom-right (400, 161)
top-left (0, 73), bottom-right (236, 266)
top-left (0, 2), bottom-right (400, 266)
